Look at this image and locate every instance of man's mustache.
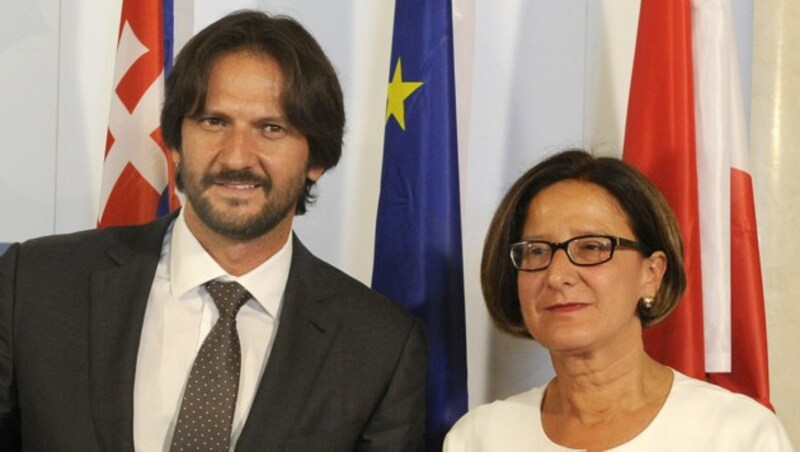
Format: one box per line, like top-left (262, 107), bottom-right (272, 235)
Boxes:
top-left (201, 169), bottom-right (272, 190)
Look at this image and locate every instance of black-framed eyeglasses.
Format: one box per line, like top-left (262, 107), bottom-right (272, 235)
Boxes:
top-left (510, 235), bottom-right (647, 272)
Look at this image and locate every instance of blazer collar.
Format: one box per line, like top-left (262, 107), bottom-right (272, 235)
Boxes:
top-left (88, 212), bottom-right (177, 451)
top-left (236, 234), bottom-right (342, 449)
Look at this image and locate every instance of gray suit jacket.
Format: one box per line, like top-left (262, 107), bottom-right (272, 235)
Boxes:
top-left (0, 214), bottom-right (426, 451)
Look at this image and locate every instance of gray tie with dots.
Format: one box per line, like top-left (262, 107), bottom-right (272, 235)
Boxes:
top-left (170, 280), bottom-right (252, 452)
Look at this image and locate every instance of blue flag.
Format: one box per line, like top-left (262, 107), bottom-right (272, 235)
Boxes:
top-left (372, 0), bottom-right (468, 448)
top-left (157, 0), bottom-right (175, 217)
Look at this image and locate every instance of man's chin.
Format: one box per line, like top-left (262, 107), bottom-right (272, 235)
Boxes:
top-left (198, 206), bottom-right (291, 241)
top-left (205, 220), bottom-right (273, 241)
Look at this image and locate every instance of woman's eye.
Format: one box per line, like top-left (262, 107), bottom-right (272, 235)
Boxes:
top-left (577, 240), bottom-right (610, 252)
top-left (527, 244), bottom-right (549, 256)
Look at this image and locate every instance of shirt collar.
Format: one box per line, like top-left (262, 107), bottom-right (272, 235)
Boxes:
top-left (168, 209), bottom-right (292, 318)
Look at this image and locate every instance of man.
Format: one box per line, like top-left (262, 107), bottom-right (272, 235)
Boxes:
top-left (0, 11), bottom-right (426, 451)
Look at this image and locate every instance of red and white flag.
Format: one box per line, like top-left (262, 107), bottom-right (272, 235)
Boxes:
top-left (623, 0), bottom-right (771, 408)
top-left (693, 0), bottom-right (771, 408)
top-left (99, 0), bottom-right (179, 227)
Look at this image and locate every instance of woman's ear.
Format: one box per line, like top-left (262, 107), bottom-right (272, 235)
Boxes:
top-left (642, 251), bottom-right (667, 297)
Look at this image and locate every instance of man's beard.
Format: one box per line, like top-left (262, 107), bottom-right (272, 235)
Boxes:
top-left (181, 166), bottom-right (306, 242)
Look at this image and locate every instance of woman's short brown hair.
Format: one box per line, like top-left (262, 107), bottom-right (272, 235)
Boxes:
top-left (160, 10), bottom-right (345, 215)
top-left (481, 149), bottom-right (686, 338)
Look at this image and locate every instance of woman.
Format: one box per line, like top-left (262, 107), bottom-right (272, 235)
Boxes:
top-left (444, 150), bottom-right (793, 451)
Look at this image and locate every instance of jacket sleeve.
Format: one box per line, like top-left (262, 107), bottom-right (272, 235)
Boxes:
top-left (357, 317), bottom-right (427, 452)
top-left (0, 244), bottom-right (21, 450)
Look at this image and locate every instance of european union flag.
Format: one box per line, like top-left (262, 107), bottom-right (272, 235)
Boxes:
top-left (371, 0), bottom-right (468, 449)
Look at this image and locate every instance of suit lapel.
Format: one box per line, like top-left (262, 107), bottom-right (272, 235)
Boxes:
top-left (236, 236), bottom-right (341, 449)
top-left (88, 214), bottom-right (175, 451)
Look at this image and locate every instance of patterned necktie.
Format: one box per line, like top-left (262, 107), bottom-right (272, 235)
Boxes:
top-left (170, 280), bottom-right (252, 452)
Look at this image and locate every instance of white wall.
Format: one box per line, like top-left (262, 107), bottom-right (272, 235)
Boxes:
top-left (0, 0), bottom-right (61, 240)
top-left (0, 0), bottom-right (796, 445)
top-left (752, 0), bottom-right (800, 440)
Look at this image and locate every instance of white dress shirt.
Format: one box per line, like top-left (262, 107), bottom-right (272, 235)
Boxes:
top-left (133, 210), bottom-right (292, 451)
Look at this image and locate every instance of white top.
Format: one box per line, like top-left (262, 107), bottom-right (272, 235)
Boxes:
top-left (444, 369), bottom-right (794, 451)
top-left (133, 210), bottom-right (292, 451)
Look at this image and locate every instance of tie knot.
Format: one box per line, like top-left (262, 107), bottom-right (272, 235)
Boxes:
top-left (205, 280), bottom-right (251, 318)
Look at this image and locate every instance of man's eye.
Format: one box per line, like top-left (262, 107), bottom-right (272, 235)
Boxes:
top-left (261, 124), bottom-right (287, 138)
top-left (199, 117), bottom-right (224, 128)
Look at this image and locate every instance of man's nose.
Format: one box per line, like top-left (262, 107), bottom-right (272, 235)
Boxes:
top-left (218, 125), bottom-right (257, 168)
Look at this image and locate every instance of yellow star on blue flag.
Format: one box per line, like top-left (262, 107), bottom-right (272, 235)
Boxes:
top-left (385, 58), bottom-right (423, 130)
top-left (372, 0), bottom-right (467, 449)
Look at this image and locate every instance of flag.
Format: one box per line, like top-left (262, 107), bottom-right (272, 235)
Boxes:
top-left (99, 0), bottom-right (180, 227)
top-left (694, 0), bottom-right (771, 408)
top-left (623, 0), bottom-right (771, 408)
top-left (623, 0), bottom-right (706, 380)
top-left (372, 0), bottom-right (467, 449)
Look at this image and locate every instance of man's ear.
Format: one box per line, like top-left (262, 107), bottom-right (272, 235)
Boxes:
top-left (171, 148), bottom-right (182, 166)
top-left (307, 166), bottom-right (324, 182)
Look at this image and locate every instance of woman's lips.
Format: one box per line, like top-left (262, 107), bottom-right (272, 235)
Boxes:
top-left (546, 303), bottom-right (588, 313)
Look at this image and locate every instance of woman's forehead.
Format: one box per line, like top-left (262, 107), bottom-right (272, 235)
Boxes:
top-left (522, 180), bottom-right (633, 238)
